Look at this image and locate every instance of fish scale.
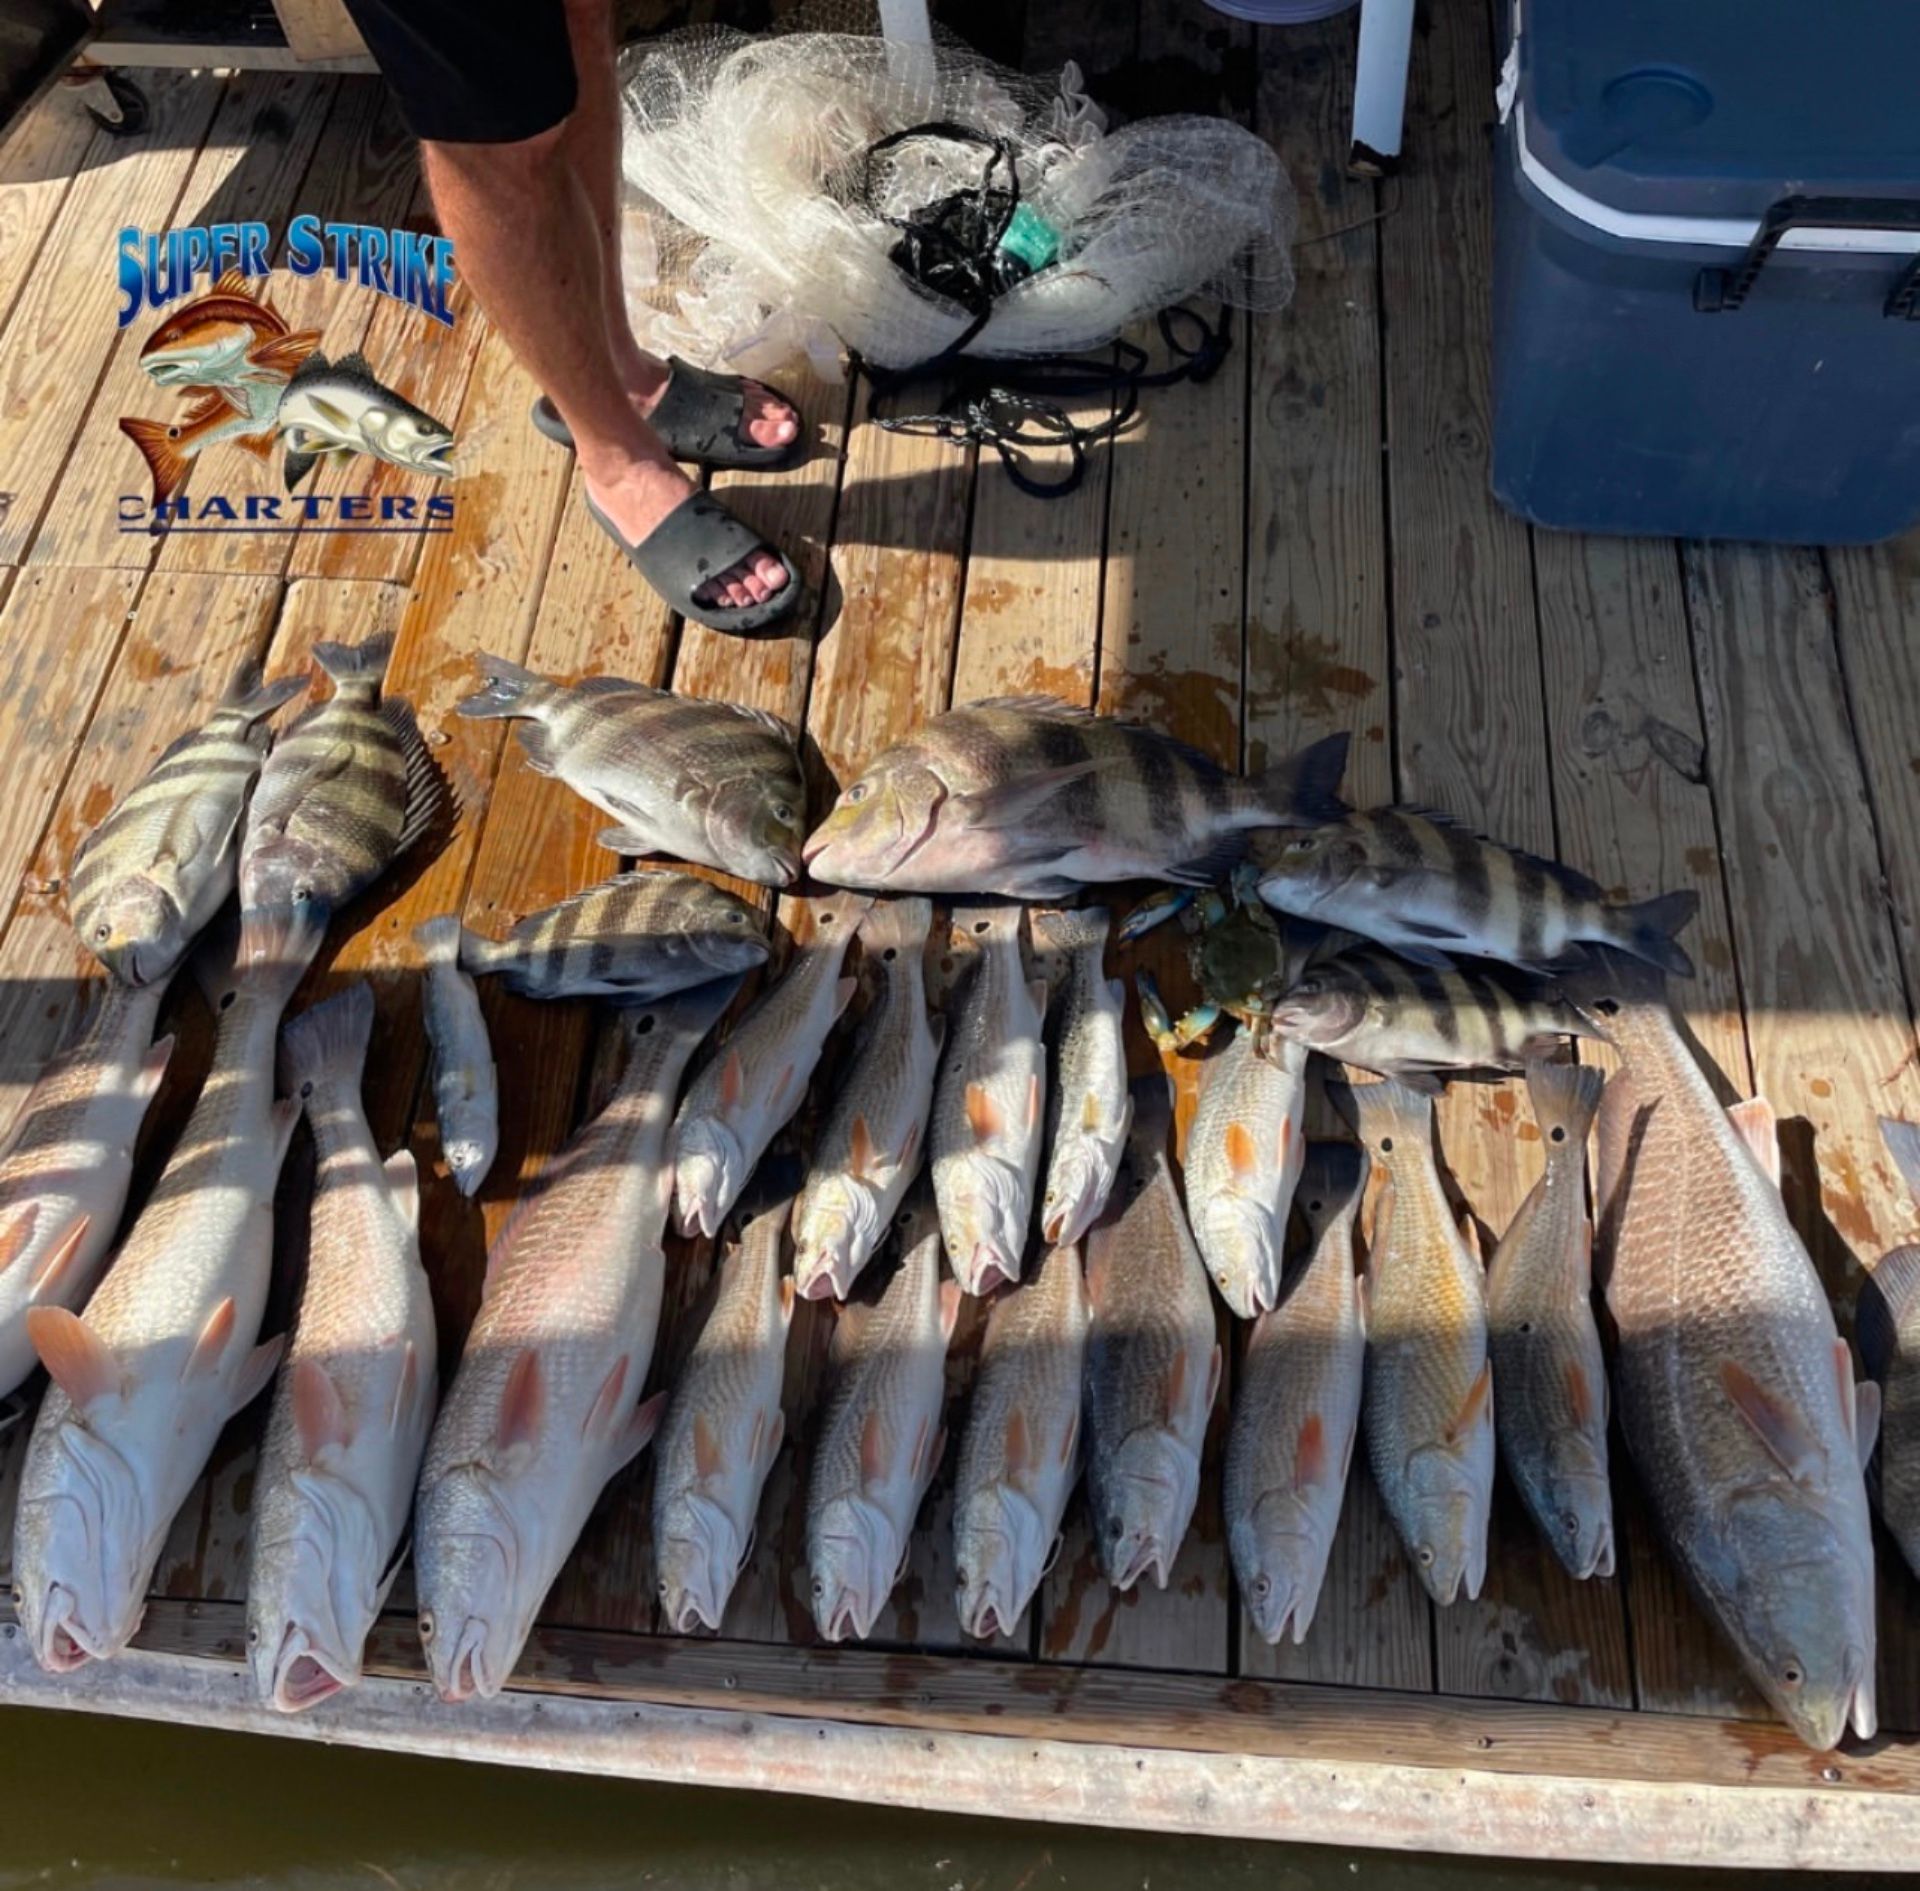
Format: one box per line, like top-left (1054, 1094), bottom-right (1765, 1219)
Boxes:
top-left (247, 983), bottom-right (437, 1713)
top-left (1588, 951), bottom-right (1876, 1751)
top-left (0, 981), bottom-right (172, 1401)
top-left (652, 1201), bottom-right (794, 1634)
top-left (670, 891), bottom-right (871, 1239)
top-left (413, 974), bottom-right (740, 1703)
top-left (13, 905), bottom-right (322, 1672)
top-left (929, 904), bottom-right (1047, 1296)
top-left (1343, 1076), bottom-right (1493, 1608)
top-left (1226, 1140), bottom-right (1368, 1645)
top-left (1033, 907), bottom-right (1130, 1248)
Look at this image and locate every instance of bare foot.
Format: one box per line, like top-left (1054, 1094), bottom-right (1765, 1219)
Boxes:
top-left (621, 352), bottom-right (801, 454)
top-left (580, 448), bottom-right (791, 612)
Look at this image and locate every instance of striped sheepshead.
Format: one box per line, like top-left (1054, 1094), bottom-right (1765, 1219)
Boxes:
top-left (13, 902), bottom-right (323, 1671)
top-left (1181, 1023), bottom-right (1308, 1317)
top-left (1032, 907), bottom-right (1130, 1248)
top-left (1268, 947), bottom-right (1603, 1091)
top-left (455, 871), bottom-right (768, 1003)
top-left (1083, 1080), bottom-right (1221, 1593)
top-left (1226, 1142), bottom-right (1368, 1645)
top-left (953, 1240), bottom-right (1089, 1641)
top-left (651, 1200), bottom-right (794, 1636)
top-left (1862, 1117), bottom-right (1920, 1581)
top-left (456, 657), bottom-right (808, 887)
top-left (670, 892), bottom-right (871, 1240)
top-left (806, 1214), bottom-right (959, 1643)
top-left (803, 697), bottom-right (1349, 901)
top-left (1258, 809), bottom-right (1698, 978)
top-left (0, 984), bottom-right (173, 1402)
top-left (414, 976), bottom-right (740, 1703)
top-left (930, 906), bottom-right (1048, 1295)
top-left (1343, 1077), bottom-right (1494, 1607)
top-left (1591, 951), bottom-right (1877, 1750)
top-left (241, 633), bottom-right (444, 926)
top-left (247, 984), bottom-right (436, 1713)
top-left (68, 658), bottom-right (303, 988)
top-left (1486, 1058), bottom-right (1614, 1581)
top-left (791, 900), bottom-right (943, 1302)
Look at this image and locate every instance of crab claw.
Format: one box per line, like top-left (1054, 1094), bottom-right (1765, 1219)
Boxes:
top-left (1119, 889), bottom-right (1195, 944)
top-left (1135, 969), bottom-right (1177, 1049)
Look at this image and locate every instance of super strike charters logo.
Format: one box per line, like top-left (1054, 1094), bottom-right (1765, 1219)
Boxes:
top-left (115, 216), bottom-right (463, 534)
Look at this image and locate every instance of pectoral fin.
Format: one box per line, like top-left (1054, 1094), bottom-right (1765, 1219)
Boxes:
top-left (1294, 1412), bottom-right (1328, 1488)
top-left (383, 1149), bottom-right (419, 1228)
top-left (26, 1307), bottom-right (120, 1410)
top-left (1224, 1122), bottom-right (1257, 1182)
top-left (1721, 1358), bottom-right (1820, 1481)
top-left (1445, 1361), bottom-right (1493, 1448)
top-left (612, 1391), bottom-right (668, 1474)
top-left (186, 1297), bottom-right (237, 1381)
top-left (1728, 1097), bottom-right (1781, 1187)
top-left (28, 1215), bottom-right (93, 1303)
top-left (965, 1082), bottom-right (1003, 1141)
top-left (694, 1410), bottom-right (723, 1480)
top-left (292, 1358), bottom-right (351, 1459)
top-left (230, 1335), bottom-right (285, 1414)
top-left (951, 760), bottom-right (1109, 831)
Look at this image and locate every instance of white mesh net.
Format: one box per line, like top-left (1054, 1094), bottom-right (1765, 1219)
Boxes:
top-left (617, 15), bottom-right (1297, 377)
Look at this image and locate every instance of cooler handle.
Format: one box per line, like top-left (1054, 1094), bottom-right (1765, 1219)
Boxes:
top-left (1694, 195), bottom-right (1920, 319)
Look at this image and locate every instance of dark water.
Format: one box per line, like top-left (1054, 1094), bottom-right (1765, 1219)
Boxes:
top-left (0, 1705), bottom-right (1901, 1890)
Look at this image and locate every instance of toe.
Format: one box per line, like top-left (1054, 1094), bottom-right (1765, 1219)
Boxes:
top-left (743, 384), bottom-right (801, 450)
top-left (750, 549), bottom-right (790, 593)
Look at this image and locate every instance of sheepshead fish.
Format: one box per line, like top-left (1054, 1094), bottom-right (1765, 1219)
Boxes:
top-left (1590, 951), bottom-right (1876, 1750)
top-left (930, 906), bottom-right (1048, 1295)
top-left (1862, 1119), bottom-right (1920, 1581)
top-left (414, 914), bottom-right (498, 1197)
top-left (242, 633), bottom-right (444, 923)
top-left (1182, 1024), bottom-right (1308, 1317)
top-left (1486, 1059), bottom-right (1613, 1581)
top-left (1083, 1080), bottom-right (1221, 1593)
top-left (652, 1200), bottom-right (794, 1634)
top-left (0, 982), bottom-right (172, 1401)
top-left (1032, 907), bottom-right (1130, 1247)
top-left (670, 892), bottom-right (870, 1239)
top-left (953, 1239), bottom-right (1089, 1640)
top-left (457, 871), bottom-right (768, 1003)
top-left (1259, 809), bottom-right (1698, 978)
top-left (414, 975), bottom-right (740, 1703)
top-left (277, 349), bottom-right (457, 489)
top-left (1269, 947), bottom-right (1602, 1091)
top-left (120, 380), bottom-right (286, 507)
top-left (68, 658), bottom-right (304, 987)
top-left (791, 900), bottom-right (943, 1302)
top-left (456, 658), bottom-right (808, 888)
top-left (13, 902), bottom-right (322, 1671)
top-left (1226, 1141), bottom-right (1367, 1645)
top-left (135, 267), bottom-right (318, 395)
top-left (247, 984), bottom-right (436, 1713)
top-left (803, 697), bottom-right (1350, 901)
top-left (806, 1217), bottom-right (959, 1642)
top-left (1342, 1076), bottom-right (1493, 1607)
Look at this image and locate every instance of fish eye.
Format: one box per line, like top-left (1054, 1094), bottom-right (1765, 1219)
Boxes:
top-left (1287, 836), bottom-right (1316, 854)
top-left (636, 1015), bottom-right (656, 1036)
top-left (811, 1578), bottom-right (825, 1598)
top-left (94, 924), bottom-right (110, 942)
top-left (1106, 1518), bottom-right (1122, 1541)
top-left (1560, 1510), bottom-right (1582, 1537)
top-left (247, 1626), bottom-right (260, 1645)
top-left (973, 920), bottom-right (989, 935)
top-left (728, 912), bottom-right (746, 924)
top-left (418, 1612), bottom-right (436, 1641)
top-left (219, 990), bottom-right (237, 1012)
top-left (1379, 1136), bottom-right (1393, 1154)
top-left (299, 1080), bottom-right (314, 1101)
top-left (1549, 1126), bottom-right (1567, 1144)
top-left (1307, 1198), bottom-right (1323, 1214)
top-left (1416, 1545), bottom-right (1435, 1567)
top-left (1781, 1663), bottom-right (1804, 1689)
top-left (9, 1584), bottom-right (20, 1607)
top-left (656, 1579), bottom-right (669, 1597)
top-left (773, 803), bottom-right (794, 823)
top-left (1251, 1575), bottom-right (1271, 1599)
top-left (847, 784), bottom-right (869, 804)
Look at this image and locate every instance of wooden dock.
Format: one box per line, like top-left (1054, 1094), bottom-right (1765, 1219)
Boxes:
top-left (5, 0), bottom-right (1920, 1868)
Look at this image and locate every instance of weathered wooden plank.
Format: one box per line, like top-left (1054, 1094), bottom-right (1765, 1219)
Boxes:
top-left (1236, 10), bottom-right (1428, 1696)
top-left (154, 78), bottom-right (421, 580)
top-left (1378, 0), bottom-right (1631, 1706)
top-left (29, 71), bottom-right (340, 572)
top-left (272, 0), bottom-right (369, 61)
top-left (0, 90), bottom-right (100, 343)
top-left (0, 70), bottom-right (226, 565)
top-left (1687, 539), bottom-right (1920, 1734)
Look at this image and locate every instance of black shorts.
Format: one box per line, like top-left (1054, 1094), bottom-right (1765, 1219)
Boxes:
top-left (339, 0), bottom-right (579, 145)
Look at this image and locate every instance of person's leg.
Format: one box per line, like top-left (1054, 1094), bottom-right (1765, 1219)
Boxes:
top-left (555, 0), bottom-right (796, 452)
top-left (419, 128), bottom-right (787, 610)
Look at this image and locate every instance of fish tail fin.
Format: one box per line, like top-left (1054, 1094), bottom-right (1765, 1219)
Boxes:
top-left (633, 973), bottom-right (746, 1047)
top-left (412, 913), bottom-right (462, 967)
top-left (1523, 1055), bottom-right (1604, 1149)
top-left (1337, 1074), bottom-right (1432, 1147)
top-left (283, 444), bottom-right (320, 491)
top-left (1246, 731), bottom-right (1352, 827)
top-left (457, 926), bottom-right (501, 976)
top-left (217, 656), bottom-right (305, 729)
top-left (858, 896), bottom-right (934, 956)
top-left (1556, 942), bottom-right (1670, 1031)
top-left (313, 632), bottom-right (396, 692)
top-left (232, 899), bottom-right (325, 999)
top-left (805, 890), bottom-right (877, 940)
top-left (1296, 1140), bottom-right (1368, 1236)
top-left (1033, 904), bottom-right (1110, 952)
top-left (1123, 1071), bottom-right (1177, 1173)
top-left (1607, 888), bottom-right (1699, 978)
top-left (118, 416), bottom-right (192, 504)
top-left (1881, 1116), bottom-right (1920, 1204)
top-left (454, 654), bottom-right (549, 722)
top-left (1858, 1243), bottom-right (1920, 1383)
top-left (278, 982), bottom-right (375, 1097)
top-left (952, 903), bottom-right (1022, 947)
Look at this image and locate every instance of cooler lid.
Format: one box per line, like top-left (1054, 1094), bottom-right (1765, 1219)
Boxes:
top-left (1506, 0), bottom-right (1920, 250)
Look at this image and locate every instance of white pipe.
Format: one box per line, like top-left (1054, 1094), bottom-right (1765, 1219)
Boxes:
top-left (1351, 0), bottom-right (1416, 166)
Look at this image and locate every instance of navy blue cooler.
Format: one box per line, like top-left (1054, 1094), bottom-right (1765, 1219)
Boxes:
top-left (1490, 0), bottom-right (1920, 544)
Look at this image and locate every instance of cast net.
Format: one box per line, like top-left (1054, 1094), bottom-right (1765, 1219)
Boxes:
top-left (617, 10), bottom-right (1297, 377)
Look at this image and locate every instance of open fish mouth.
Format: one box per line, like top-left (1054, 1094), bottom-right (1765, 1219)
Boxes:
top-left (414, 440), bottom-right (457, 476)
top-left (270, 1626), bottom-right (351, 1713)
top-left (1111, 1535), bottom-right (1170, 1592)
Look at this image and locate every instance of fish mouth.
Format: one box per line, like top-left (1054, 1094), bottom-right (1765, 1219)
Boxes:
top-left (959, 1591), bottom-right (1012, 1641)
top-left (413, 440), bottom-right (456, 476)
top-left (444, 1139), bottom-right (492, 1196)
top-left (270, 1626), bottom-right (351, 1713)
top-left (30, 1584), bottom-right (102, 1674)
top-left (1111, 1536), bottom-right (1170, 1592)
top-left (435, 1614), bottom-right (496, 1703)
top-left (667, 1591), bottom-right (719, 1635)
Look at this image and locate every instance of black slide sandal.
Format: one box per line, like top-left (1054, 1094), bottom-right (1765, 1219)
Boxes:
top-left (585, 487), bottom-right (802, 635)
top-left (532, 357), bottom-right (802, 469)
